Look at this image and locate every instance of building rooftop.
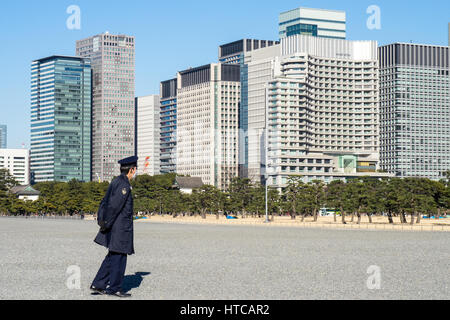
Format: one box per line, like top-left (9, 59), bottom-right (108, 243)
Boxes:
top-left (381, 42), bottom-right (449, 48)
top-left (32, 55), bottom-right (89, 64)
top-left (9, 185), bottom-right (41, 196)
top-left (173, 177), bottom-right (204, 190)
top-left (280, 7), bottom-right (346, 15)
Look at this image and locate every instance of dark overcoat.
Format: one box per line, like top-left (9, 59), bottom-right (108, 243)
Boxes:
top-left (94, 174), bottom-right (135, 255)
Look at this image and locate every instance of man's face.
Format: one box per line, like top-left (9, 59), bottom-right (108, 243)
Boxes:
top-left (131, 167), bottom-right (137, 179)
top-left (127, 167), bottom-right (137, 180)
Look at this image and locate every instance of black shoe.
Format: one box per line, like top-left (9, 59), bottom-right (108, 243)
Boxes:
top-left (90, 285), bottom-right (107, 295)
top-left (107, 291), bottom-right (132, 298)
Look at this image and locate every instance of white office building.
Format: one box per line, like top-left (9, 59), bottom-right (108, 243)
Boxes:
top-left (0, 149), bottom-right (30, 185)
top-left (279, 7), bottom-right (346, 40)
top-left (176, 64), bottom-right (240, 190)
top-left (136, 95), bottom-right (161, 176)
top-left (379, 43), bottom-right (450, 180)
top-left (245, 35), bottom-right (393, 188)
top-left (244, 45), bottom-right (282, 183)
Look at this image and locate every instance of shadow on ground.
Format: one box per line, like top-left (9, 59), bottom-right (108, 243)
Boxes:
top-left (122, 272), bottom-right (151, 293)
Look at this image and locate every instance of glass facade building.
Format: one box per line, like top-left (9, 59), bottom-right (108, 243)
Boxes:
top-left (30, 56), bottom-right (92, 183)
top-left (286, 23), bottom-right (318, 37)
top-left (379, 43), bottom-right (450, 180)
top-left (0, 125), bottom-right (6, 148)
top-left (219, 39), bottom-right (279, 177)
top-left (160, 79), bottom-right (177, 174)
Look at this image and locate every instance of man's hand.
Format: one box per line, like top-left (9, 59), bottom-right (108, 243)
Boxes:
top-left (98, 220), bottom-right (109, 233)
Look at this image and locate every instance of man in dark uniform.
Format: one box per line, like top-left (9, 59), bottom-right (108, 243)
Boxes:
top-left (90, 156), bottom-right (138, 298)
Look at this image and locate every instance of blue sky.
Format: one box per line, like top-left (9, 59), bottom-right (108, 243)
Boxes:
top-left (0, 0), bottom-right (449, 149)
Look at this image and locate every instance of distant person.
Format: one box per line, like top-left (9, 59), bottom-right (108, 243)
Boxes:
top-left (90, 156), bottom-right (138, 298)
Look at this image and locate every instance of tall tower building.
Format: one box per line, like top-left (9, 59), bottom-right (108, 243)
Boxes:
top-left (160, 78), bottom-right (177, 174)
top-left (76, 33), bottom-right (135, 182)
top-left (0, 125), bottom-right (6, 148)
top-left (136, 95), bottom-right (160, 176)
top-left (219, 39), bottom-right (279, 178)
top-left (244, 45), bottom-right (283, 183)
top-left (279, 7), bottom-right (346, 40)
top-left (30, 56), bottom-right (91, 182)
top-left (176, 64), bottom-right (240, 189)
top-left (379, 43), bottom-right (450, 180)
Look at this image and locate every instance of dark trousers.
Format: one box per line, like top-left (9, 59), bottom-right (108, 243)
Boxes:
top-left (92, 251), bottom-right (127, 294)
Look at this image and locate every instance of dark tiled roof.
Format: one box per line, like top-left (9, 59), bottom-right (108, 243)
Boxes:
top-left (174, 177), bottom-right (204, 189)
top-left (10, 185), bottom-right (41, 196)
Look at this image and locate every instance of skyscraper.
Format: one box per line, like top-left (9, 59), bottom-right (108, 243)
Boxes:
top-left (279, 7), bottom-right (346, 40)
top-left (136, 95), bottom-right (160, 176)
top-left (76, 32), bottom-right (135, 182)
top-left (244, 45), bottom-right (282, 183)
top-left (0, 125), bottom-right (6, 148)
top-left (30, 56), bottom-right (91, 182)
top-left (160, 78), bottom-right (177, 174)
top-left (176, 64), bottom-right (240, 189)
top-left (379, 43), bottom-right (450, 180)
top-left (219, 39), bottom-right (279, 177)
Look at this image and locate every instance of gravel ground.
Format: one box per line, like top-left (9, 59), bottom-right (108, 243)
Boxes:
top-left (0, 217), bottom-right (449, 300)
